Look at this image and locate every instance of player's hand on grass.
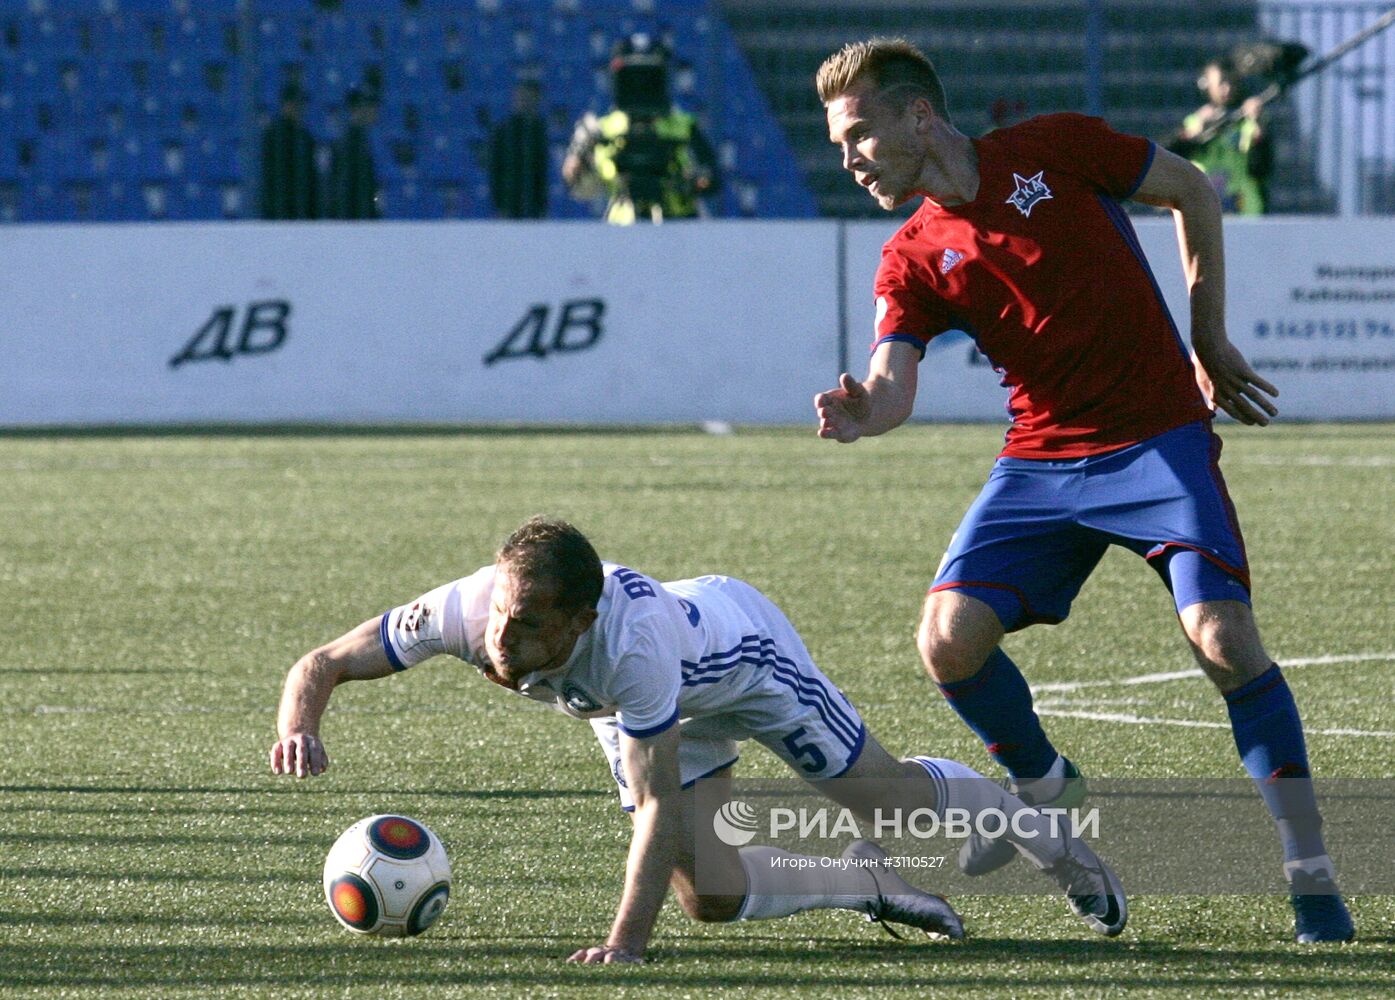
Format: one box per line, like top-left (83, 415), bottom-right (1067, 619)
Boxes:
top-left (814, 372), bottom-right (871, 442)
top-left (566, 944), bottom-right (645, 965)
top-left (269, 732), bottom-right (328, 778)
top-left (1191, 341), bottom-right (1278, 426)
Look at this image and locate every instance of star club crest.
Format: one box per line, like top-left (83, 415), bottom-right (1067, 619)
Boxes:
top-left (1006, 170), bottom-right (1053, 217)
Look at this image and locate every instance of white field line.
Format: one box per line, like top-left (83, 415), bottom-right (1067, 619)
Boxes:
top-left (1034, 651), bottom-right (1395, 738)
top-left (1031, 652), bottom-right (1395, 695)
top-left (1034, 706), bottom-right (1395, 739)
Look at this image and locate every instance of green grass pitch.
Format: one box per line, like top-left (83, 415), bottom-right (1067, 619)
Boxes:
top-left (2, 423), bottom-right (1392, 998)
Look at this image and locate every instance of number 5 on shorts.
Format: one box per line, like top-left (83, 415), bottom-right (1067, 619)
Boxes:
top-left (782, 726), bottom-right (828, 774)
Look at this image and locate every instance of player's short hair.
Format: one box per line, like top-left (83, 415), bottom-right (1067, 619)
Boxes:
top-left (496, 516), bottom-right (604, 612)
top-left (816, 37), bottom-right (950, 121)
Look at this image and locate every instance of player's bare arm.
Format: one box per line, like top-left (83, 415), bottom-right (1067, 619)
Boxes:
top-left (814, 339), bottom-right (921, 442)
top-left (270, 617), bottom-right (398, 778)
top-left (1131, 146), bottom-right (1279, 426)
top-left (569, 724), bottom-right (683, 964)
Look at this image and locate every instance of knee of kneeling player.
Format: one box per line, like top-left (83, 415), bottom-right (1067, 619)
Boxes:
top-left (680, 893), bottom-right (743, 923)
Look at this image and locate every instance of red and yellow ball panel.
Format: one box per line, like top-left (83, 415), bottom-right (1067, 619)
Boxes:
top-left (368, 815), bottom-right (430, 860)
top-left (327, 872), bottom-right (379, 932)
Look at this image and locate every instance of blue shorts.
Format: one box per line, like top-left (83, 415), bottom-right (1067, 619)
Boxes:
top-left (931, 421), bottom-right (1251, 632)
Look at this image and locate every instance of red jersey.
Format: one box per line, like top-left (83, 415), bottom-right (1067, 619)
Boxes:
top-left (873, 113), bottom-right (1212, 458)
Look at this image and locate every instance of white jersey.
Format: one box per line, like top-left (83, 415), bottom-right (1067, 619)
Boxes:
top-left (380, 562), bottom-right (865, 794)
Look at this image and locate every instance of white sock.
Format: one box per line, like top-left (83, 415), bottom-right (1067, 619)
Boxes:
top-left (910, 756), bottom-right (1068, 868)
top-left (1012, 754), bottom-right (1067, 804)
top-left (1284, 854), bottom-right (1337, 883)
top-left (735, 846), bottom-right (879, 921)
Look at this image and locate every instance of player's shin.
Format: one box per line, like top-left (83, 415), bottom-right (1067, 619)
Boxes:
top-left (1224, 664), bottom-right (1329, 865)
top-left (735, 843), bottom-right (964, 938)
top-left (907, 756), bottom-right (1069, 867)
top-left (936, 649), bottom-right (1059, 784)
top-left (911, 756), bottom-right (1128, 936)
top-left (734, 846), bottom-right (879, 919)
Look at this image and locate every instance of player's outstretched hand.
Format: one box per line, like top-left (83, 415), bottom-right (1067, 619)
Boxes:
top-left (814, 372), bottom-right (871, 443)
top-left (269, 732), bottom-right (329, 778)
top-left (1192, 341), bottom-right (1278, 426)
top-left (566, 944), bottom-right (645, 965)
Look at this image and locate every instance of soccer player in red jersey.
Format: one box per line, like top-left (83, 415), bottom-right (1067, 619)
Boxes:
top-left (812, 37), bottom-right (1352, 943)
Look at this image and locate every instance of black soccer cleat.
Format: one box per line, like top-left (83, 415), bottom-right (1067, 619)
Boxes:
top-left (842, 839), bottom-right (965, 941)
top-left (1040, 840), bottom-right (1128, 937)
top-left (1290, 868), bottom-right (1355, 943)
top-left (958, 757), bottom-right (1088, 877)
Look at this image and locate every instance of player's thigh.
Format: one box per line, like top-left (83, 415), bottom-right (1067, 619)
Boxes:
top-left (933, 460), bottom-right (1110, 632)
top-left (809, 730), bottom-right (934, 822)
top-left (744, 665), bottom-right (868, 784)
top-left (1082, 421), bottom-right (1251, 606)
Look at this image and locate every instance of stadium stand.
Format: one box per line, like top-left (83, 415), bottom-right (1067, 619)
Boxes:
top-left (1, 1), bottom-right (1386, 221)
top-left (719, 0), bottom-right (1340, 217)
top-left (0, 0), bottom-right (816, 222)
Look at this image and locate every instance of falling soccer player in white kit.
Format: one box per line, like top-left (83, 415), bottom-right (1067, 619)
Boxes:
top-left (270, 516), bottom-right (1126, 962)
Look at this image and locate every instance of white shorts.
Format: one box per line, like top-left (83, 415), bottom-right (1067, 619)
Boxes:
top-left (592, 576), bottom-right (867, 809)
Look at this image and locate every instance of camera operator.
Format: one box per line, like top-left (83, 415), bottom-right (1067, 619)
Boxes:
top-left (1166, 43), bottom-right (1305, 216)
top-left (562, 34), bottom-right (720, 224)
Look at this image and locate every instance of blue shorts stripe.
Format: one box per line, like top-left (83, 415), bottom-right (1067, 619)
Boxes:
top-left (769, 642), bottom-right (861, 740)
top-left (767, 653), bottom-right (860, 746)
top-left (706, 634), bottom-right (861, 747)
top-left (679, 632), bottom-right (862, 755)
top-left (766, 668), bottom-right (860, 751)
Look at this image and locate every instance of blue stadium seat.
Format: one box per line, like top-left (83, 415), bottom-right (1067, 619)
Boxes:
top-left (168, 178), bottom-right (226, 220)
top-left (0, 131), bottom-right (19, 182)
top-left (188, 127), bottom-right (241, 183)
top-left (96, 179), bottom-right (148, 222)
top-left (3, 0), bottom-right (815, 221)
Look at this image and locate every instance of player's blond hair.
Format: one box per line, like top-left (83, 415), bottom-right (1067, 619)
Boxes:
top-left (815, 37), bottom-right (950, 121)
top-left (497, 516), bottom-right (604, 611)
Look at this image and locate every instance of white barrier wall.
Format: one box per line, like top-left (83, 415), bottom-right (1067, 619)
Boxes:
top-left (1, 221), bottom-right (839, 426)
top-left (2, 216), bottom-right (1392, 426)
top-left (843, 216), bottom-right (1395, 421)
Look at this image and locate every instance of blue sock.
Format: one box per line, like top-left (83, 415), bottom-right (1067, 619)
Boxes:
top-left (936, 648), bottom-right (1058, 781)
top-left (1224, 665), bottom-right (1326, 863)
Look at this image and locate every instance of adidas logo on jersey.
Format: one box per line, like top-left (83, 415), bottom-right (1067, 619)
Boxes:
top-left (940, 248), bottom-right (965, 274)
top-left (1007, 170), bottom-right (1053, 217)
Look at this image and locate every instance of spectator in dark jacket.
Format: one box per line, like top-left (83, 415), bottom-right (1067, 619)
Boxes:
top-left (260, 83), bottom-right (319, 220)
top-left (489, 81), bottom-right (549, 218)
top-left (326, 85), bottom-right (381, 220)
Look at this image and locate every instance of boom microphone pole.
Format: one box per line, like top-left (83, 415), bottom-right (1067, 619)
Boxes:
top-left (1190, 5), bottom-right (1395, 145)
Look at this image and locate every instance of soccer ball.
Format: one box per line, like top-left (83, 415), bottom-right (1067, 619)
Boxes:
top-left (323, 814), bottom-right (452, 937)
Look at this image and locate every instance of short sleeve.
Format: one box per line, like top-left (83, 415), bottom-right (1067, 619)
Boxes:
top-left (871, 246), bottom-right (955, 356)
top-left (609, 633), bottom-right (682, 740)
top-left (1008, 113), bottom-right (1154, 198)
top-left (379, 570), bottom-right (490, 671)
